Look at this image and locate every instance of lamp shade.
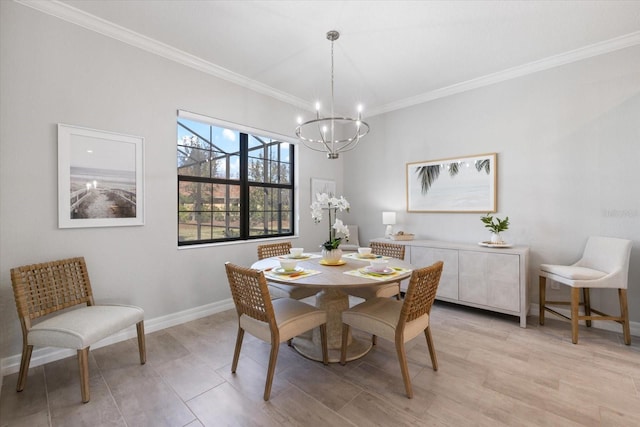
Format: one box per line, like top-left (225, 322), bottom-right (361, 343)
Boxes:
top-left (382, 211), bottom-right (396, 225)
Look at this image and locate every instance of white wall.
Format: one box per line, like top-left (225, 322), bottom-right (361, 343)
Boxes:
top-left (344, 45), bottom-right (640, 321)
top-left (0, 1), bottom-right (343, 363)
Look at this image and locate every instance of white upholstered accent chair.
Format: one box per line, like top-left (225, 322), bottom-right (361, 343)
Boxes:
top-left (225, 262), bottom-right (328, 401)
top-left (257, 241), bottom-right (317, 300)
top-left (10, 257), bottom-right (146, 403)
top-left (338, 224), bottom-right (360, 251)
top-left (340, 261), bottom-right (444, 398)
top-left (539, 236), bottom-right (632, 344)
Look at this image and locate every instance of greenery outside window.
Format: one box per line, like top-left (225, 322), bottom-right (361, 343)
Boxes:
top-left (177, 111), bottom-right (295, 245)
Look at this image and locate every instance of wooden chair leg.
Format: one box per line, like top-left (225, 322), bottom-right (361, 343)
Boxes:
top-left (619, 289), bottom-right (631, 345)
top-left (583, 288), bottom-right (592, 327)
top-left (372, 335), bottom-right (377, 345)
top-left (231, 327), bottom-right (244, 373)
top-left (539, 276), bottom-right (546, 325)
top-left (396, 283), bottom-right (401, 301)
top-left (320, 324), bottom-right (329, 365)
top-left (16, 344), bottom-right (33, 392)
top-left (571, 287), bottom-right (580, 344)
top-left (136, 321), bottom-right (146, 364)
top-left (78, 347), bottom-right (90, 403)
top-left (395, 338), bottom-right (413, 398)
top-left (424, 326), bottom-right (438, 371)
top-left (340, 324), bottom-right (350, 365)
top-left (263, 341), bottom-right (279, 401)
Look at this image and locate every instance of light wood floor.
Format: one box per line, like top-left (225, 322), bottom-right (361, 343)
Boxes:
top-left (2, 300), bottom-right (640, 427)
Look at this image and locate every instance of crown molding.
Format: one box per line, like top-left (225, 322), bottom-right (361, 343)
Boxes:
top-left (15, 0), bottom-right (313, 111)
top-left (16, 0), bottom-right (640, 118)
top-left (368, 30), bottom-right (640, 117)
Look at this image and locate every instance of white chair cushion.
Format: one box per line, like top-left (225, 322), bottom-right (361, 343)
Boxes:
top-left (28, 305), bottom-right (144, 349)
top-left (348, 283), bottom-right (400, 300)
top-left (267, 283), bottom-right (317, 300)
top-left (240, 298), bottom-right (326, 343)
top-left (342, 298), bottom-right (429, 343)
top-left (540, 264), bottom-right (607, 281)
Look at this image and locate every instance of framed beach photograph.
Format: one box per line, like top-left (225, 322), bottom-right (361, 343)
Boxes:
top-left (406, 153), bottom-right (497, 213)
top-left (58, 124), bottom-right (144, 228)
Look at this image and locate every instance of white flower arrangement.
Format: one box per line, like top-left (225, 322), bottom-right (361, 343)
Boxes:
top-left (310, 193), bottom-right (350, 250)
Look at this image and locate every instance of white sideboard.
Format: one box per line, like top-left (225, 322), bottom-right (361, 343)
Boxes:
top-left (372, 238), bottom-right (530, 327)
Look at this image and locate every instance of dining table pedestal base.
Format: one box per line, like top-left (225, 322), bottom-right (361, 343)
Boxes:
top-left (292, 288), bottom-right (372, 363)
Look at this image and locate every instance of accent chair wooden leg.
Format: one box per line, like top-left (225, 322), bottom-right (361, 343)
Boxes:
top-left (570, 287), bottom-right (580, 344)
top-left (78, 347), bottom-right (90, 403)
top-left (320, 324), bottom-right (329, 365)
top-left (619, 289), bottom-right (631, 345)
top-left (539, 276), bottom-right (546, 325)
top-left (424, 326), bottom-right (438, 371)
top-left (583, 288), bottom-right (592, 327)
top-left (16, 344), bottom-right (33, 392)
top-left (395, 337), bottom-right (413, 398)
top-left (231, 327), bottom-right (244, 373)
top-left (263, 341), bottom-right (279, 401)
top-left (340, 324), bottom-right (350, 365)
top-left (136, 321), bottom-right (146, 364)
top-left (396, 283), bottom-right (402, 301)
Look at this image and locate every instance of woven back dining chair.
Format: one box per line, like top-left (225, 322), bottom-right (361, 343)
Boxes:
top-left (257, 241), bottom-right (317, 300)
top-left (10, 257), bottom-right (146, 403)
top-left (257, 241), bottom-right (293, 260)
top-left (348, 241), bottom-right (407, 305)
top-left (225, 262), bottom-right (328, 400)
top-left (341, 261), bottom-right (444, 398)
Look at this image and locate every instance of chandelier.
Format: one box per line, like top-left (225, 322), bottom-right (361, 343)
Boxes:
top-left (296, 30), bottom-right (370, 159)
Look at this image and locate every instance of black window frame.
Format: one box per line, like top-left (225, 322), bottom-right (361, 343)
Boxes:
top-left (177, 111), bottom-right (295, 246)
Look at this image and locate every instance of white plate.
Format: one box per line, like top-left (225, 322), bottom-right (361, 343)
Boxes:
top-left (357, 254), bottom-right (381, 259)
top-left (272, 267), bottom-right (304, 274)
top-left (273, 266), bottom-right (304, 275)
top-left (478, 241), bottom-right (513, 248)
top-left (287, 254), bottom-right (310, 259)
top-left (363, 267), bottom-right (394, 275)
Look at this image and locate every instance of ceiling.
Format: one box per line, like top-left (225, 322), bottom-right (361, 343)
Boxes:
top-left (28, 1), bottom-right (640, 117)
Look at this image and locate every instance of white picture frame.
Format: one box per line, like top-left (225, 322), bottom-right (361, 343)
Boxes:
top-left (310, 178), bottom-right (336, 203)
top-left (58, 124), bottom-right (144, 228)
top-left (406, 153), bottom-right (497, 213)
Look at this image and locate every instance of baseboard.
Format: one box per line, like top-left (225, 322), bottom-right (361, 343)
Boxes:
top-left (529, 302), bottom-right (640, 337)
top-left (0, 298), bottom-right (235, 378)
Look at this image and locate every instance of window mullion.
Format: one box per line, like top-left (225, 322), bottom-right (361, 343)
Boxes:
top-left (240, 133), bottom-right (249, 239)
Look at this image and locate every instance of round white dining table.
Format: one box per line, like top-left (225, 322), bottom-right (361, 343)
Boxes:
top-left (251, 252), bottom-right (413, 363)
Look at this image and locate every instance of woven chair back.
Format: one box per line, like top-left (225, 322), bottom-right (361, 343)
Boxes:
top-left (10, 257), bottom-right (94, 322)
top-left (225, 262), bottom-right (275, 325)
top-left (400, 261), bottom-right (443, 325)
top-left (370, 241), bottom-right (406, 260)
top-left (257, 242), bottom-right (292, 260)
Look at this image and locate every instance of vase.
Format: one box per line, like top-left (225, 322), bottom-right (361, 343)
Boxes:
top-left (322, 248), bottom-right (343, 264)
top-left (490, 232), bottom-right (504, 244)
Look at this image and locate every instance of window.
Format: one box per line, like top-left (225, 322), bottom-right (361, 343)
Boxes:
top-left (177, 111), bottom-right (295, 245)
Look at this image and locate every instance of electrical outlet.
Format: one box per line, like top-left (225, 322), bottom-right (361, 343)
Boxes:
top-left (551, 282), bottom-right (560, 290)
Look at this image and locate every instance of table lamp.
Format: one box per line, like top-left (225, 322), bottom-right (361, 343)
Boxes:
top-left (382, 211), bottom-right (396, 238)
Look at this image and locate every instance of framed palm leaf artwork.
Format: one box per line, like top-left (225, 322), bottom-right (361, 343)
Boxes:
top-left (406, 153), bottom-right (497, 213)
